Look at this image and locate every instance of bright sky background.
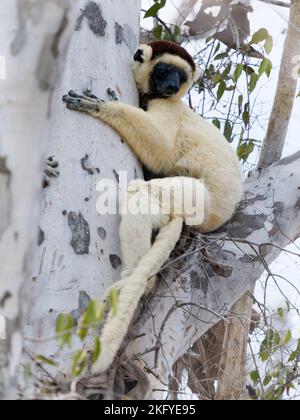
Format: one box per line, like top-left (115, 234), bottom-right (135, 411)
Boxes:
top-left (141, 0), bottom-right (300, 337)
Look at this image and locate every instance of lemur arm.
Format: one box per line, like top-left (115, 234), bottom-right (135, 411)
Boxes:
top-left (63, 91), bottom-right (175, 173)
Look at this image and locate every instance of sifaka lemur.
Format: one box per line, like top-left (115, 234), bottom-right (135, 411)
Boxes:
top-left (62, 41), bottom-right (243, 374)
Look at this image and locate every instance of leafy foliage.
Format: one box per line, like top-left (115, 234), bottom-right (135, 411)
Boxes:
top-left (36, 291), bottom-right (119, 378)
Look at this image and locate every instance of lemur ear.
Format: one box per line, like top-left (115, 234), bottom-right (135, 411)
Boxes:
top-left (134, 49), bottom-right (144, 63)
top-left (133, 45), bottom-right (153, 64)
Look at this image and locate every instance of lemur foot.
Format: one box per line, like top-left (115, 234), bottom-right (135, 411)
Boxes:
top-left (43, 156), bottom-right (59, 189)
top-left (62, 90), bottom-right (104, 112)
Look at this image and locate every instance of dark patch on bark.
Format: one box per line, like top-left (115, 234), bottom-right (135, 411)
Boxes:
top-left (113, 170), bottom-right (120, 183)
top-left (0, 291), bottom-right (12, 308)
top-left (115, 23), bottom-right (124, 44)
top-left (75, 2), bottom-right (107, 37)
top-left (0, 156), bottom-right (12, 239)
top-left (0, 157), bottom-right (11, 178)
top-left (259, 243), bottom-right (273, 258)
top-left (81, 154), bottom-right (95, 175)
top-left (295, 197), bottom-right (300, 210)
top-left (245, 194), bottom-right (267, 206)
top-left (68, 212), bottom-right (90, 255)
top-left (51, 14), bottom-right (68, 58)
top-left (97, 227), bottom-right (107, 240)
top-left (110, 254), bottom-right (122, 270)
top-left (273, 201), bottom-right (284, 219)
top-left (209, 261), bottom-right (233, 278)
top-left (70, 291), bottom-right (91, 322)
top-left (191, 270), bottom-right (210, 297)
top-left (226, 212), bottom-right (267, 238)
top-left (38, 228), bottom-right (45, 246)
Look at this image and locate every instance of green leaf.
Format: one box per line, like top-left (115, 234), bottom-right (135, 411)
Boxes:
top-left (93, 337), bottom-right (101, 364)
top-left (144, 0), bottom-right (166, 18)
top-left (238, 94), bottom-right (243, 115)
top-left (259, 58), bottom-right (272, 77)
top-left (225, 85), bottom-right (235, 92)
top-left (264, 35), bottom-right (273, 54)
top-left (212, 118), bottom-right (221, 130)
top-left (284, 330), bottom-right (292, 345)
top-left (56, 313), bottom-right (75, 348)
top-left (108, 288), bottom-right (120, 317)
top-left (288, 351), bottom-right (297, 362)
top-left (237, 142), bottom-right (254, 162)
top-left (250, 370), bottom-right (260, 384)
top-left (214, 52), bottom-right (229, 61)
top-left (260, 350), bottom-right (270, 362)
top-left (72, 350), bottom-right (87, 377)
top-left (222, 62), bottom-right (232, 80)
top-left (153, 25), bottom-right (163, 40)
top-left (233, 63), bottom-right (243, 83)
top-left (243, 65), bottom-right (255, 76)
top-left (224, 120), bottom-right (233, 142)
top-left (214, 42), bottom-right (221, 55)
top-left (263, 375), bottom-right (272, 386)
top-left (251, 28), bottom-right (269, 45)
top-left (36, 355), bottom-right (58, 367)
top-left (277, 307), bottom-right (284, 320)
top-left (78, 300), bottom-right (105, 341)
top-left (242, 103), bottom-right (250, 128)
top-left (249, 73), bottom-right (259, 93)
top-left (217, 80), bottom-right (226, 102)
top-left (212, 71), bottom-right (222, 87)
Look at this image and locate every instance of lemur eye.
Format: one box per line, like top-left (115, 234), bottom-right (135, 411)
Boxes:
top-left (158, 68), bottom-right (168, 77)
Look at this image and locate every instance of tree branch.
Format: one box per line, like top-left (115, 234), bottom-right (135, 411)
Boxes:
top-left (124, 151), bottom-right (300, 398)
top-left (259, 0), bottom-right (290, 7)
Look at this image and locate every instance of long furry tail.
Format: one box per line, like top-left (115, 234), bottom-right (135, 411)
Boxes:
top-left (92, 217), bottom-right (183, 374)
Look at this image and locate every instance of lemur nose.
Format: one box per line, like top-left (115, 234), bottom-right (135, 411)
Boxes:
top-left (165, 84), bottom-right (179, 94)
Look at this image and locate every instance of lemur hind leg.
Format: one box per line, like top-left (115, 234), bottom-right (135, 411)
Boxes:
top-left (119, 180), bottom-right (170, 292)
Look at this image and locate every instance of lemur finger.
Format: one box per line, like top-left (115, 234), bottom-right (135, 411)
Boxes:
top-left (45, 156), bottom-right (59, 169)
top-left (107, 88), bottom-right (119, 101)
top-left (68, 90), bottom-right (85, 99)
top-left (83, 89), bottom-right (99, 99)
top-left (44, 167), bottom-right (60, 178)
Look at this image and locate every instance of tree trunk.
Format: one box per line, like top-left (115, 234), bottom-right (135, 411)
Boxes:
top-left (24, 0), bottom-right (142, 391)
top-left (215, 293), bottom-right (253, 400)
top-left (0, 0), bottom-right (74, 399)
top-left (258, 0), bottom-right (300, 169)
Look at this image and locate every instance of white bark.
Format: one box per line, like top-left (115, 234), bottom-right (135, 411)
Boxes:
top-left (25, 0), bottom-right (142, 381)
top-left (0, 0), bottom-right (72, 399)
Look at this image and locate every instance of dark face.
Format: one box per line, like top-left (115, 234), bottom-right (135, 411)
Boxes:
top-left (150, 63), bottom-right (188, 98)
